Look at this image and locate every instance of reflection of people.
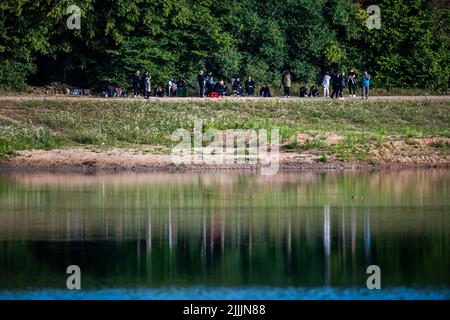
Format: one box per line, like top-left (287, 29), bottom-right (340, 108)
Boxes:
top-left (259, 83), bottom-right (271, 97)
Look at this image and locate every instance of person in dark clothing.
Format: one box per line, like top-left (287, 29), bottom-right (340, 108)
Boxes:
top-left (213, 80), bottom-right (226, 96)
top-left (339, 72), bottom-right (346, 99)
top-left (245, 75), bottom-right (255, 96)
top-left (169, 81), bottom-right (178, 97)
top-left (331, 72), bottom-right (340, 99)
top-left (154, 85), bottom-right (165, 97)
top-left (233, 77), bottom-right (241, 89)
top-left (132, 70), bottom-right (141, 97)
top-left (299, 85), bottom-right (308, 97)
top-left (205, 71), bottom-right (214, 96)
top-left (176, 77), bottom-right (188, 97)
top-left (106, 85), bottom-right (115, 97)
top-left (309, 85), bottom-right (319, 97)
top-left (259, 83), bottom-right (271, 97)
top-left (232, 78), bottom-right (244, 96)
top-left (197, 70), bottom-right (205, 97)
top-left (348, 68), bottom-right (357, 97)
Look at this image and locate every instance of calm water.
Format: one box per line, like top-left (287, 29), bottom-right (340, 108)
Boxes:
top-left (0, 170), bottom-right (449, 300)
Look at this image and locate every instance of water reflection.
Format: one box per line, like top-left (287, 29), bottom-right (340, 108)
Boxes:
top-left (0, 170), bottom-right (449, 299)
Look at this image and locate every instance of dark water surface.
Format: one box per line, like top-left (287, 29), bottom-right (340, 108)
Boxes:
top-left (0, 170), bottom-right (448, 299)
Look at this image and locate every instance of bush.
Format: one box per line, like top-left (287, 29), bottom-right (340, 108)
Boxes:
top-left (0, 60), bottom-right (36, 92)
top-left (0, 125), bottom-right (63, 157)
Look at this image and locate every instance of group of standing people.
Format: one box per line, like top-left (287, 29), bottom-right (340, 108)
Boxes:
top-left (132, 70), bottom-right (193, 98)
top-left (322, 69), bottom-right (371, 100)
top-left (132, 70), bottom-right (152, 98)
top-left (129, 68), bottom-right (371, 99)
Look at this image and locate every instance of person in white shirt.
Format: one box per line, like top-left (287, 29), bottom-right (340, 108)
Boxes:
top-left (321, 71), bottom-right (331, 98)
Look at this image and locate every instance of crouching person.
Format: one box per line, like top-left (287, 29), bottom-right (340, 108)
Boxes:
top-left (259, 83), bottom-right (271, 97)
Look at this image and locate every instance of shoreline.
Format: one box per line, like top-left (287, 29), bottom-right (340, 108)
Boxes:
top-left (0, 95), bottom-right (449, 103)
top-left (0, 148), bottom-right (448, 174)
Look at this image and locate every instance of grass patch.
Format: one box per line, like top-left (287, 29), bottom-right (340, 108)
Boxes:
top-left (0, 98), bottom-right (448, 162)
top-left (0, 125), bottom-right (64, 157)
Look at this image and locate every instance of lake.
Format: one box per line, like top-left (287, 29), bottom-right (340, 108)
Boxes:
top-left (0, 170), bottom-right (449, 300)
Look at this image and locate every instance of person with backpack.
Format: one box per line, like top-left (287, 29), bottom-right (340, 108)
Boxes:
top-left (348, 68), bottom-right (357, 97)
top-left (245, 75), bottom-right (255, 96)
top-left (282, 70), bottom-right (291, 98)
top-left (132, 70), bottom-right (141, 97)
top-left (361, 70), bottom-right (371, 99)
top-left (321, 71), bottom-right (331, 98)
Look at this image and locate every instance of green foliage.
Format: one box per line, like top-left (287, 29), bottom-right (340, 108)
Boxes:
top-left (0, 125), bottom-right (64, 157)
top-left (0, 60), bottom-right (36, 91)
top-left (0, 0), bottom-right (448, 91)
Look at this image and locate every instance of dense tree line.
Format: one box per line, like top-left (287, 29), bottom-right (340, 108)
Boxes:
top-left (0, 0), bottom-right (448, 92)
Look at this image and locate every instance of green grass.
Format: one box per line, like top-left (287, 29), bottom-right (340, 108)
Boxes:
top-left (0, 98), bottom-right (448, 162)
top-left (0, 125), bottom-right (64, 156)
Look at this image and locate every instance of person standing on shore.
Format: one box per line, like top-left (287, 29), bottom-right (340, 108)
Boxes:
top-left (143, 71), bottom-right (151, 98)
top-left (132, 70), bottom-right (141, 97)
top-left (331, 71), bottom-right (340, 99)
top-left (205, 71), bottom-right (214, 96)
top-left (245, 75), bottom-right (255, 96)
top-left (321, 71), bottom-right (331, 98)
top-left (282, 70), bottom-right (291, 98)
top-left (197, 70), bottom-right (205, 97)
top-left (362, 70), bottom-right (371, 99)
top-left (348, 68), bottom-right (356, 97)
top-left (339, 71), bottom-right (346, 99)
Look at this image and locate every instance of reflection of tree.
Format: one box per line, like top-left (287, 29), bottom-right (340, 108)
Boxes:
top-left (0, 171), bottom-right (449, 289)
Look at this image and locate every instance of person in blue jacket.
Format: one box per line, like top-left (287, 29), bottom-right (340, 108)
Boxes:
top-left (361, 70), bottom-right (371, 100)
